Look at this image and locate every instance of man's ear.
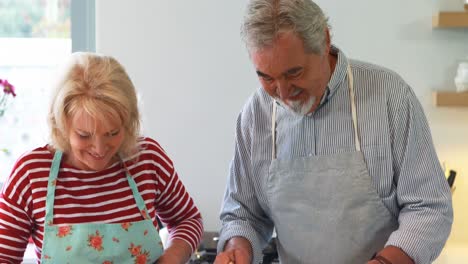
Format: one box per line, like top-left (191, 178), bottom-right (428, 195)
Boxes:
top-left (324, 28), bottom-right (331, 54)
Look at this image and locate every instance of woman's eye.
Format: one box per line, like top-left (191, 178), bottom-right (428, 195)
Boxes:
top-left (108, 130), bottom-right (120, 137)
top-left (78, 134), bottom-right (90, 139)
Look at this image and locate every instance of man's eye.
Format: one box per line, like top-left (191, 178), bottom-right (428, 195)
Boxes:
top-left (287, 70), bottom-right (302, 79)
top-left (261, 76), bottom-right (273, 82)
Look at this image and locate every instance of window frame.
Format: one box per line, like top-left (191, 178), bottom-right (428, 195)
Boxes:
top-left (71, 0), bottom-right (95, 52)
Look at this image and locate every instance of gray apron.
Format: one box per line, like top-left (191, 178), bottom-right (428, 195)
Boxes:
top-left (267, 64), bottom-right (398, 263)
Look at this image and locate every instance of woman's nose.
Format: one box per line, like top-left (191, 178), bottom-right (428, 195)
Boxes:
top-left (91, 138), bottom-right (108, 155)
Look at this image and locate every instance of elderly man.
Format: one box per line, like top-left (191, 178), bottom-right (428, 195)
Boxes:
top-left (215, 0), bottom-right (453, 264)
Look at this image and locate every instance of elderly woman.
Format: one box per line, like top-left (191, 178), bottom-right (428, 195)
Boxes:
top-left (0, 52), bottom-right (203, 264)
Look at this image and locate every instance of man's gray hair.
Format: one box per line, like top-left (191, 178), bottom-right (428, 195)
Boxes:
top-left (241, 0), bottom-right (330, 54)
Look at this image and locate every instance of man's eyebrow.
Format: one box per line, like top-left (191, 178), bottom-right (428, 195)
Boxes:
top-left (285, 67), bottom-right (303, 75)
top-left (256, 67), bottom-right (303, 79)
top-left (256, 70), bottom-right (271, 78)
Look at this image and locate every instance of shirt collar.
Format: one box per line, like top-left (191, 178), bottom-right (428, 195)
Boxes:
top-left (324, 45), bottom-right (348, 103)
top-left (303, 45), bottom-right (348, 116)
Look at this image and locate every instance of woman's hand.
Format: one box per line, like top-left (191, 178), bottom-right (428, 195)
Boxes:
top-left (156, 238), bottom-right (192, 264)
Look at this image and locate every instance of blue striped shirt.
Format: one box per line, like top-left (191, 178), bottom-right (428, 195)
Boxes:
top-left (218, 46), bottom-right (453, 264)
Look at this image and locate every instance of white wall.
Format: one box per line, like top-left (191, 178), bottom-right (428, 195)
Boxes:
top-left (96, 0), bottom-right (255, 231)
top-left (96, 0), bottom-right (468, 248)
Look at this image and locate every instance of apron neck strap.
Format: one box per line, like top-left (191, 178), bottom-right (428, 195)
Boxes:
top-left (271, 63), bottom-right (360, 159)
top-left (271, 100), bottom-right (278, 160)
top-left (45, 150), bottom-right (63, 224)
top-left (44, 151), bottom-right (151, 224)
top-left (347, 64), bottom-right (361, 152)
top-left (120, 159), bottom-right (150, 215)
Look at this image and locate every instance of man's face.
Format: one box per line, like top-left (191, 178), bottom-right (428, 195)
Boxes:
top-left (251, 31), bottom-right (331, 115)
top-left (67, 110), bottom-right (125, 171)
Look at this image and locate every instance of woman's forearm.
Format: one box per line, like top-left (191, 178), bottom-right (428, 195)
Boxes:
top-left (157, 238), bottom-right (193, 264)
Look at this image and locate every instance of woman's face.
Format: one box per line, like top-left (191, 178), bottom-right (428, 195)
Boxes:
top-left (66, 110), bottom-right (125, 171)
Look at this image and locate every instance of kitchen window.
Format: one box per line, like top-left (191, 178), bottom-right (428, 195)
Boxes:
top-left (0, 0), bottom-right (95, 185)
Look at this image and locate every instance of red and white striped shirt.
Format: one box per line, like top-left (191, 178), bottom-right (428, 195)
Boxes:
top-left (0, 137), bottom-right (203, 263)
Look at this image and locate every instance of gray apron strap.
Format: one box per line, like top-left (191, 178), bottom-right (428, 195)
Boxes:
top-left (271, 100), bottom-right (277, 160)
top-left (347, 63), bottom-right (361, 152)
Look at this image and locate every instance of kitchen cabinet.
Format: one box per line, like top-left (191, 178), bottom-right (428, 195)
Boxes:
top-left (432, 11), bottom-right (468, 28)
top-left (433, 91), bottom-right (468, 107)
top-left (432, 8), bottom-right (468, 106)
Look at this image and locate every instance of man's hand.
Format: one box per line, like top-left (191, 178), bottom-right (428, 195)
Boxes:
top-left (366, 246), bottom-right (414, 264)
top-left (214, 237), bottom-right (252, 264)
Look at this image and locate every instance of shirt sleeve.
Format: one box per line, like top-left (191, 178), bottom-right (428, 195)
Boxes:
top-left (217, 107), bottom-right (274, 264)
top-left (385, 85), bottom-right (453, 264)
top-left (149, 139), bottom-right (203, 253)
top-left (0, 160), bottom-right (32, 264)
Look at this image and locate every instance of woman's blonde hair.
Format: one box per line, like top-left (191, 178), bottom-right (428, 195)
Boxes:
top-left (48, 52), bottom-right (140, 158)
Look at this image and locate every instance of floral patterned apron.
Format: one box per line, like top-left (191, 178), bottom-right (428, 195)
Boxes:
top-left (39, 151), bottom-right (163, 264)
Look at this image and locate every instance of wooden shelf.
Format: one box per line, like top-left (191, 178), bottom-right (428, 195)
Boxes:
top-left (432, 12), bottom-right (468, 28)
top-left (433, 91), bottom-right (468, 107)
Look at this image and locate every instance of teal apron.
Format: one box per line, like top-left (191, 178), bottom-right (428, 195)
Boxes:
top-left (267, 64), bottom-right (398, 263)
top-left (40, 151), bottom-right (164, 263)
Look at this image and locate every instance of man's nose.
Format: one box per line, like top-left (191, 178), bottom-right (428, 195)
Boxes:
top-left (276, 79), bottom-right (290, 100)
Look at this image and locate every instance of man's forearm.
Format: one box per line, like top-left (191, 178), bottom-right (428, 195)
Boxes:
top-left (368, 246), bottom-right (414, 264)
